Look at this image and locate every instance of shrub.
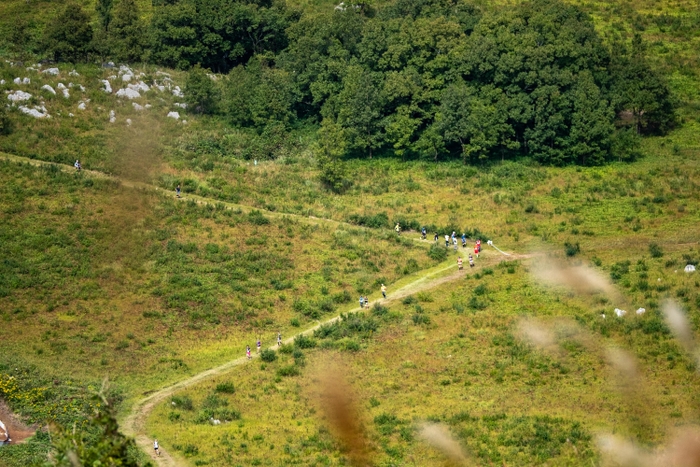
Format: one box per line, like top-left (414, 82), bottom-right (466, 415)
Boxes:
top-left (294, 334), bottom-right (317, 349)
top-left (260, 349), bottom-right (277, 362)
top-left (428, 243), bottom-right (448, 261)
top-left (564, 242), bottom-right (580, 257)
top-left (649, 243), bottom-right (663, 258)
top-left (171, 395), bottom-right (194, 411)
top-left (185, 65), bottom-right (220, 114)
top-left (412, 314), bottom-right (430, 325)
top-left (248, 210), bottom-right (270, 225)
top-left (332, 290), bottom-right (352, 304)
top-left (276, 365), bottom-right (300, 377)
top-left (215, 382), bottom-right (236, 394)
top-left (347, 212), bottom-right (389, 229)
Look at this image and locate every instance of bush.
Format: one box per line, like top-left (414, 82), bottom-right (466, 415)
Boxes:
top-left (214, 382), bottom-right (235, 394)
top-left (649, 243), bottom-right (663, 258)
top-left (260, 349), bottom-right (277, 362)
top-left (428, 243), bottom-right (448, 261)
top-left (412, 314), bottom-right (430, 325)
top-left (347, 212), bottom-right (389, 229)
top-left (42, 3), bottom-right (93, 62)
top-left (171, 395), bottom-right (194, 411)
top-left (564, 242), bottom-right (580, 257)
top-left (294, 334), bottom-right (317, 349)
top-left (276, 365), bottom-right (300, 377)
top-left (248, 210), bottom-right (270, 225)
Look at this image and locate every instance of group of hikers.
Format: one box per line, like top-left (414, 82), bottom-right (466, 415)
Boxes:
top-left (246, 332), bottom-right (284, 360)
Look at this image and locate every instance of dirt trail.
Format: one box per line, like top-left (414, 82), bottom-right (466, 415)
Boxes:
top-left (0, 401), bottom-right (35, 446)
top-left (0, 151), bottom-right (524, 465)
top-left (120, 252), bottom-right (523, 466)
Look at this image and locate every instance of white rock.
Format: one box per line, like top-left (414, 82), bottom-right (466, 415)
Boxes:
top-left (614, 308), bottom-right (627, 318)
top-left (685, 264), bottom-right (696, 273)
top-left (156, 85), bottom-right (166, 92)
top-left (132, 103), bottom-right (144, 111)
top-left (102, 80), bottom-right (112, 93)
top-left (62, 88), bottom-right (70, 98)
top-left (22, 77), bottom-right (30, 84)
top-left (118, 65), bottom-right (133, 76)
top-left (635, 308), bottom-right (646, 315)
top-left (41, 84), bottom-right (56, 95)
top-left (172, 86), bottom-right (183, 97)
top-left (0, 79), bottom-right (4, 85)
top-left (167, 111), bottom-right (180, 120)
top-left (7, 90), bottom-right (32, 102)
top-left (19, 105), bottom-right (49, 118)
top-left (13, 77), bottom-right (20, 84)
top-left (145, 104), bottom-right (152, 109)
top-left (210, 418), bottom-right (221, 425)
top-left (108, 75), bottom-right (117, 80)
top-left (128, 81), bottom-right (150, 93)
top-left (109, 110), bottom-right (116, 123)
top-left (79, 85), bottom-right (86, 92)
top-left (69, 113), bottom-right (74, 117)
top-left (116, 88), bottom-right (140, 99)
top-left (122, 74), bottom-right (133, 82)
top-left (174, 102), bottom-right (187, 109)
top-left (43, 68), bottom-right (59, 76)
top-left (68, 83), bottom-right (74, 88)
top-left (26, 67), bottom-right (39, 72)
top-left (69, 69), bottom-right (80, 76)
top-left (78, 102), bottom-right (86, 110)
top-left (126, 118), bottom-right (132, 126)
top-left (181, 120), bottom-right (187, 124)
top-left (601, 313), bottom-right (606, 319)
top-left (57, 83), bottom-right (66, 90)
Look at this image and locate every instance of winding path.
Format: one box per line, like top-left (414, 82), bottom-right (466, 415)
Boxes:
top-left (0, 152), bottom-right (519, 466)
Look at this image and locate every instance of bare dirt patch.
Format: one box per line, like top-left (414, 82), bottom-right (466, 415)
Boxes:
top-left (0, 400), bottom-right (36, 445)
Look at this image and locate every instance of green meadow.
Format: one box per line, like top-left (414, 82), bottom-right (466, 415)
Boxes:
top-left (0, 0), bottom-right (699, 465)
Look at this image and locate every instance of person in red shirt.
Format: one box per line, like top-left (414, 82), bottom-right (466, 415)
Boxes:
top-left (474, 243), bottom-right (479, 258)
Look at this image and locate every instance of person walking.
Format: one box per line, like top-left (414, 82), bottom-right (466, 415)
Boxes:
top-left (474, 242), bottom-right (479, 258)
top-left (461, 233), bottom-right (467, 248)
top-left (74, 159), bottom-right (81, 171)
top-left (359, 295), bottom-right (365, 308)
top-left (395, 223), bottom-right (401, 235)
top-left (444, 234), bottom-right (449, 248)
top-left (458, 257), bottom-right (463, 270)
top-left (246, 345), bottom-right (251, 360)
top-left (453, 236), bottom-right (458, 251)
top-left (469, 254), bottom-right (474, 267)
top-left (257, 339), bottom-right (262, 353)
top-left (381, 284), bottom-right (387, 299)
top-left (277, 332), bottom-right (282, 346)
top-left (176, 184), bottom-right (181, 198)
top-left (476, 239), bottom-right (482, 254)
top-left (154, 439), bottom-right (160, 456)
top-left (434, 233), bottom-right (439, 243)
top-left (421, 227), bottom-right (427, 240)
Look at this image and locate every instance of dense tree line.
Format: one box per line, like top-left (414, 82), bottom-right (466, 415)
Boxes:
top-left (29, 0), bottom-right (675, 165)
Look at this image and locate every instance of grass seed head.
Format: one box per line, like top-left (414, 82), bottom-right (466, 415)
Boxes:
top-left (417, 422), bottom-right (469, 465)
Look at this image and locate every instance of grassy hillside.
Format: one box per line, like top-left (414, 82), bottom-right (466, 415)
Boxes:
top-left (0, 0), bottom-right (699, 465)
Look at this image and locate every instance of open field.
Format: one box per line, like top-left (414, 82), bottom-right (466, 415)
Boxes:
top-left (0, 0), bottom-right (699, 465)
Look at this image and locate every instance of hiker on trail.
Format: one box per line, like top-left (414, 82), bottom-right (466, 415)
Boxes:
top-left (381, 284), bottom-right (387, 299)
top-left (246, 346), bottom-right (251, 359)
top-left (451, 231), bottom-right (456, 242)
top-left (257, 339), bottom-right (261, 352)
top-left (176, 184), bottom-right (181, 198)
top-left (154, 439), bottom-right (160, 456)
top-left (474, 243), bottom-right (479, 258)
top-left (421, 227), bottom-right (427, 240)
top-left (277, 332), bottom-right (282, 346)
top-left (364, 296), bottom-right (369, 308)
top-left (74, 159), bottom-right (81, 171)
top-left (453, 236), bottom-right (458, 251)
top-left (469, 254), bottom-right (474, 267)
top-left (434, 233), bottom-right (439, 243)
top-left (461, 233), bottom-right (467, 248)
top-left (476, 239), bottom-right (481, 254)
top-left (395, 223), bottom-right (401, 235)
top-left (458, 257), bottom-right (463, 270)
top-left (0, 420), bottom-right (10, 444)
top-left (359, 295), bottom-right (365, 308)
top-left (444, 234), bottom-right (449, 247)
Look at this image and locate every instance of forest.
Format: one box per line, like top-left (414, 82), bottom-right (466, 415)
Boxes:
top-left (5, 0), bottom-right (677, 166)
